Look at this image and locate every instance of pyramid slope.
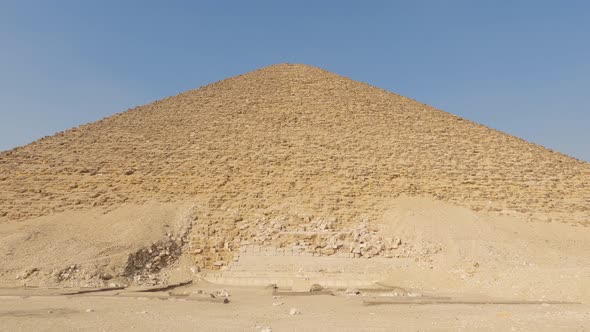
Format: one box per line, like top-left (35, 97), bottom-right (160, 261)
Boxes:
top-left (0, 63), bottom-right (588, 227)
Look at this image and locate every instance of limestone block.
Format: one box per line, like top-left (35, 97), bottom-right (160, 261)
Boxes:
top-left (291, 278), bottom-right (311, 292)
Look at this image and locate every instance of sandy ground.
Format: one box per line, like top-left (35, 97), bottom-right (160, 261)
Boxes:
top-left (0, 285), bottom-right (588, 332)
top-left (1, 196), bottom-right (588, 330)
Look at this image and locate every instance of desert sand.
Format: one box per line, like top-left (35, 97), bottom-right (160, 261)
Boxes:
top-left (1, 285), bottom-right (589, 331)
top-left (0, 64), bottom-right (588, 330)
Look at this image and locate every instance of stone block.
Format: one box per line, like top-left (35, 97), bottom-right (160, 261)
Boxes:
top-left (291, 277), bottom-right (311, 292)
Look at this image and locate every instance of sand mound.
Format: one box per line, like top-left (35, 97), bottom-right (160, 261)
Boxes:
top-left (378, 195), bottom-right (590, 302)
top-left (0, 202), bottom-right (195, 287)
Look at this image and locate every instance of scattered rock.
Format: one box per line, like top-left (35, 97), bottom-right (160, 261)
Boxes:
top-left (310, 284), bottom-right (323, 292)
top-left (289, 308), bottom-right (301, 315)
top-left (100, 273), bottom-right (113, 280)
top-left (18, 267), bottom-right (40, 279)
top-left (211, 289), bottom-right (230, 298)
top-left (345, 288), bottom-right (361, 296)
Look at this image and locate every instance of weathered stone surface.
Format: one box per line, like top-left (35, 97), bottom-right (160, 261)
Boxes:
top-left (292, 278), bottom-right (312, 292)
top-left (0, 63), bottom-right (588, 275)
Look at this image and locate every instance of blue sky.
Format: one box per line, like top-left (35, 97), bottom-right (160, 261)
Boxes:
top-left (1, 1), bottom-right (589, 161)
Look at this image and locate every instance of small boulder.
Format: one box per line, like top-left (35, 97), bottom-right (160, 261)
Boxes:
top-left (310, 284), bottom-right (323, 292)
top-left (345, 288), bottom-right (361, 296)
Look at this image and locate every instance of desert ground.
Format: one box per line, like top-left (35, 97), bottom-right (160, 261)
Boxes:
top-left (1, 195), bottom-right (588, 331)
top-left (1, 285), bottom-right (588, 331)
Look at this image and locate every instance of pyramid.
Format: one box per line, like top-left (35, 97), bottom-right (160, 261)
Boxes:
top-left (1, 63), bottom-right (587, 223)
top-left (0, 64), bottom-right (588, 274)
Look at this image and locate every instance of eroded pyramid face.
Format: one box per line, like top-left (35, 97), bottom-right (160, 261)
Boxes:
top-left (1, 63), bottom-right (587, 227)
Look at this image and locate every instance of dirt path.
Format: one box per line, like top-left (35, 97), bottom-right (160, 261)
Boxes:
top-left (0, 285), bottom-right (587, 331)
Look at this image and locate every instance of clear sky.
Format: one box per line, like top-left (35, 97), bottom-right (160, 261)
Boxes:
top-left (1, 1), bottom-right (589, 161)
